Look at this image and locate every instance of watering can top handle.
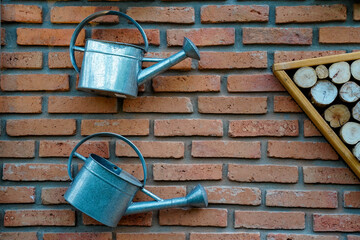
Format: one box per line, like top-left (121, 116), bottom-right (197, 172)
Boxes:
top-left (67, 132), bottom-right (147, 187)
top-left (69, 10), bottom-right (149, 73)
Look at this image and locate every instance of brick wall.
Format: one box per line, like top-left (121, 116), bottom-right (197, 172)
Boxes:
top-left (1, 1), bottom-right (360, 240)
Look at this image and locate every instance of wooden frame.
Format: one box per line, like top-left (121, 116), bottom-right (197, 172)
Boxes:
top-left (273, 52), bottom-right (360, 179)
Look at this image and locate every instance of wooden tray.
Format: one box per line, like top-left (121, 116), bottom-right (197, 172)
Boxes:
top-left (273, 52), bottom-right (360, 179)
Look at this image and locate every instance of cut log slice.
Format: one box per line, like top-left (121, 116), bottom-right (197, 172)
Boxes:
top-left (293, 66), bottom-right (317, 88)
top-left (340, 122), bottom-right (360, 145)
top-left (310, 80), bottom-right (338, 107)
top-left (351, 59), bottom-right (360, 81)
top-left (353, 101), bottom-right (360, 122)
top-left (353, 142), bottom-right (360, 161)
top-left (324, 104), bottom-right (351, 128)
top-left (329, 61), bottom-right (351, 84)
top-left (339, 81), bottom-right (360, 103)
top-left (315, 64), bottom-right (329, 79)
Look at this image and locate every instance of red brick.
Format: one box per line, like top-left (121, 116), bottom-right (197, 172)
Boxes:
top-left (153, 164), bottom-right (222, 181)
top-left (143, 52), bottom-right (192, 71)
top-left (44, 233), bottom-right (112, 240)
top-left (199, 51), bottom-right (267, 70)
top-left (274, 50), bottom-right (346, 63)
top-left (3, 163), bottom-right (69, 181)
top-left (123, 97), bottom-right (193, 113)
top-left (154, 119), bottom-right (223, 137)
top-left (117, 233), bottom-right (186, 240)
top-left (268, 141), bottom-right (338, 160)
top-left (48, 51), bottom-right (83, 69)
top-left (304, 119), bottom-right (322, 137)
top-left (0, 232), bottom-right (38, 240)
top-left (116, 141), bottom-right (184, 158)
top-left (39, 140), bottom-right (109, 158)
top-left (0, 140), bottom-right (35, 158)
top-left (274, 96), bottom-right (302, 113)
top-left (116, 164), bottom-right (144, 181)
top-left (0, 186), bottom-right (35, 203)
top-left (159, 208), bottom-right (227, 227)
top-left (229, 120), bottom-right (298, 137)
top-left (167, 28), bottom-right (234, 47)
top-left (1, 74), bottom-right (69, 91)
top-left (344, 191), bottom-right (360, 208)
top-left (192, 140), bottom-right (261, 159)
top-left (0, 96), bottom-right (42, 113)
top-left (48, 96), bottom-right (117, 113)
top-left (127, 7), bottom-right (194, 24)
top-left (243, 28), bottom-right (312, 45)
top-left (267, 233), bottom-right (339, 240)
top-left (92, 29), bottom-right (160, 45)
top-left (303, 166), bottom-right (360, 184)
top-left (313, 214), bottom-right (360, 232)
top-left (227, 74), bottom-right (285, 92)
top-left (201, 5), bottom-right (268, 23)
top-left (228, 164), bottom-right (298, 183)
top-left (152, 75), bottom-right (221, 92)
top-left (41, 187), bottom-right (68, 205)
top-left (198, 96), bottom-right (267, 114)
top-left (133, 186), bottom-right (186, 202)
top-left (235, 211), bottom-right (305, 229)
top-left (266, 190), bottom-right (338, 208)
top-left (1, 28), bottom-right (5, 45)
top-left (319, 27), bottom-right (360, 43)
top-left (1, 52), bottom-right (42, 69)
top-left (205, 186), bottom-right (261, 205)
top-left (348, 236), bottom-right (360, 240)
top-left (17, 28), bottom-right (85, 46)
top-left (4, 210), bottom-right (75, 226)
top-left (1, 4), bottom-right (42, 23)
top-left (81, 119), bottom-right (149, 136)
top-left (6, 119), bottom-right (76, 136)
top-left (83, 212), bottom-right (152, 226)
top-left (276, 5), bottom-right (346, 23)
top-left (355, 4), bottom-right (360, 21)
top-left (191, 233), bottom-right (260, 240)
top-left (51, 6), bottom-right (119, 23)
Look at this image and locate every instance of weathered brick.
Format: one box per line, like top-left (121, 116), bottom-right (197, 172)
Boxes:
top-left (1, 74), bottom-right (69, 91)
top-left (6, 119), bottom-right (76, 136)
top-left (0, 186), bottom-right (35, 203)
top-left (243, 28), bottom-right (312, 45)
top-left (39, 140), bottom-right (109, 158)
top-left (355, 4), bottom-right (360, 21)
top-left (143, 52), bottom-right (192, 71)
top-left (1, 52), bottom-right (42, 69)
top-left (153, 164), bottom-right (222, 181)
top-left (92, 29), bottom-right (160, 45)
top-left (48, 96), bottom-right (117, 113)
top-left (51, 6), bottom-right (119, 23)
top-left (191, 233), bottom-right (260, 240)
top-left (0, 232), bottom-right (37, 240)
top-left (348, 236), bottom-right (360, 240)
top-left (81, 119), bottom-right (149, 136)
top-left (153, 75), bottom-right (220, 92)
top-left (1, 4), bottom-right (42, 23)
top-left (0, 96), bottom-right (42, 113)
top-left (0, 140), bottom-right (35, 158)
top-left (266, 190), bottom-right (338, 208)
top-left (267, 233), bottom-right (339, 240)
top-left (344, 191), bottom-right (360, 208)
top-left (274, 96), bottom-right (302, 113)
top-left (3, 163), bottom-right (69, 181)
top-left (235, 211), bottom-right (305, 229)
top-left (44, 233), bottom-right (111, 240)
top-left (133, 186), bottom-right (186, 202)
top-left (83, 212), bottom-right (152, 226)
top-left (154, 119), bottom-right (223, 137)
top-left (117, 233), bottom-right (186, 240)
top-left (229, 120), bottom-right (298, 137)
top-left (167, 28), bottom-right (234, 47)
top-left (319, 27), bottom-right (360, 43)
top-left (276, 5), bottom-right (346, 23)
top-left (48, 51), bottom-right (83, 69)
top-left (228, 164), bottom-right (298, 183)
top-left (123, 97), bottom-right (193, 113)
top-left (268, 141), bottom-right (338, 160)
top-left (4, 210), bottom-right (75, 226)
top-left (227, 74), bottom-right (285, 92)
top-left (41, 187), bottom-right (68, 205)
top-left (206, 186), bottom-right (261, 205)
top-left (17, 28), bottom-right (85, 46)
top-left (199, 51), bottom-right (267, 70)
top-left (304, 119), bottom-right (322, 137)
top-left (303, 166), bottom-right (360, 184)
top-left (127, 7), bottom-right (194, 24)
top-left (313, 214), bottom-right (360, 232)
top-left (201, 5), bottom-right (268, 23)
top-left (116, 141), bottom-right (184, 158)
top-left (274, 50), bottom-right (346, 63)
top-left (1, 28), bottom-right (5, 45)
top-left (192, 140), bottom-right (261, 159)
top-left (198, 96), bottom-right (267, 114)
top-left (116, 164), bottom-right (144, 181)
top-left (159, 208), bottom-right (227, 227)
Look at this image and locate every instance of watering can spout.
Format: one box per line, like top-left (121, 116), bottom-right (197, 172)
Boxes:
top-left (137, 37), bottom-right (200, 86)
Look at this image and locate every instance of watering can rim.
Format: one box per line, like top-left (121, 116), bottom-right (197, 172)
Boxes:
top-left (86, 38), bottom-right (146, 52)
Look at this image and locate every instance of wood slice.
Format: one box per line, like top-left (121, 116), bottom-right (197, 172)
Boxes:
top-left (293, 66), bottom-right (317, 88)
top-left (339, 81), bottom-right (360, 103)
top-left (351, 59), bottom-right (360, 81)
top-left (329, 61), bottom-right (351, 84)
top-left (353, 142), bottom-right (360, 161)
top-left (315, 64), bottom-right (329, 79)
top-left (324, 104), bottom-right (351, 128)
top-left (310, 80), bottom-right (338, 107)
top-left (353, 101), bottom-right (360, 122)
top-left (340, 122), bottom-right (360, 145)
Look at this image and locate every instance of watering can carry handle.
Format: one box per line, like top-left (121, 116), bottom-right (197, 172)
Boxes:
top-left (69, 10), bottom-right (149, 73)
top-left (67, 132), bottom-right (147, 187)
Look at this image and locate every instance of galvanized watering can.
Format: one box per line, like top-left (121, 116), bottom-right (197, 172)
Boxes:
top-left (70, 10), bottom-right (201, 98)
top-left (64, 132), bottom-right (208, 227)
